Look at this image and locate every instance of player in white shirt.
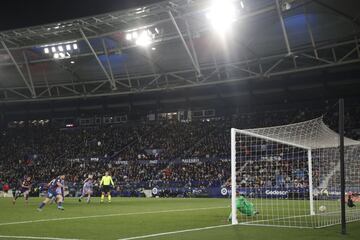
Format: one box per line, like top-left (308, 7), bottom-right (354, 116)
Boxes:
top-left (78, 175), bottom-right (94, 204)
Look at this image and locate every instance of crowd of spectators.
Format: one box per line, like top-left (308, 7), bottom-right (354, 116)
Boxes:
top-left (0, 105), bottom-right (359, 196)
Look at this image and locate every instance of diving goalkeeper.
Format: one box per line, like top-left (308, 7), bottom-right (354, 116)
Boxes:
top-left (228, 194), bottom-right (258, 221)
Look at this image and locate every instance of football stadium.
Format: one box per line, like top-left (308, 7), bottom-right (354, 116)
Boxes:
top-left (0, 0), bottom-right (360, 239)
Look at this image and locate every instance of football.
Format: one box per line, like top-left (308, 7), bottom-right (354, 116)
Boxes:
top-left (319, 205), bottom-right (327, 213)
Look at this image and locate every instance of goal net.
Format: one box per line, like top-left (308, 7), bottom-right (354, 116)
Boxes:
top-left (230, 117), bottom-right (360, 228)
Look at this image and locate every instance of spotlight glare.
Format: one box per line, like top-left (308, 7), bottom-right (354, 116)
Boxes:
top-left (132, 31), bottom-right (138, 39)
top-left (59, 53), bottom-right (65, 58)
top-left (136, 31), bottom-right (152, 47)
top-left (44, 48), bottom-right (49, 54)
top-left (58, 45), bottom-right (64, 51)
top-left (66, 44), bottom-right (71, 51)
top-left (54, 53), bottom-right (59, 59)
top-left (207, 0), bottom-right (237, 33)
top-left (155, 27), bottom-right (159, 34)
top-left (73, 43), bottom-right (78, 50)
top-left (51, 46), bottom-right (57, 53)
top-left (70, 60), bottom-right (75, 64)
top-left (126, 33), bottom-right (132, 41)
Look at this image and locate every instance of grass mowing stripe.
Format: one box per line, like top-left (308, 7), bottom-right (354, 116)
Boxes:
top-left (117, 224), bottom-right (233, 240)
top-left (0, 206), bottom-right (227, 227)
top-left (241, 214), bottom-right (312, 225)
top-left (0, 235), bottom-right (81, 240)
top-left (118, 215), bottom-right (315, 240)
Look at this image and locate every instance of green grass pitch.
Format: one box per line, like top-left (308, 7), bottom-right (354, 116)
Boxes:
top-left (0, 197), bottom-right (359, 240)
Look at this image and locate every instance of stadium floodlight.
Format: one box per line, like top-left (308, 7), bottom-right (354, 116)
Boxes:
top-left (54, 53), bottom-right (59, 59)
top-left (206, 0), bottom-right (237, 33)
top-left (44, 48), bottom-right (49, 54)
top-left (58, 45), bottom-right (64, 52)
top-left (51, 46), bottom-right (57, 53)
top-left (132, 31), bottom-right (138, 39)
top-left (136, 30), bottom-right (152, 47)
top-left (73, 43), bottom-right (78, 50)
top-left (240, 0), bottom-right (245, 9)
top-left (155, 28), bottom-right (159, 34)
top-left (70, 60), bottom-right (75, 64)
top-left (126, 33), bottom-right (132, 41)
top-left (59, 52), bottom-right (65, 58)
top-left (66, 44), bottom-right (71, 51)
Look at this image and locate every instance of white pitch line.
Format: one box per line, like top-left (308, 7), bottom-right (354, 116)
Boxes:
top-left (117, 224), bottom-right (233, 240)
top-left (0, 206), bottom-right (227, 227)
top-left (116, 214), bottom-right (315, 240)
top-left (0, 235), bottom-right (81, 240)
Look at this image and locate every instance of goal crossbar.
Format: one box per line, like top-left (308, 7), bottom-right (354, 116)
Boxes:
top-left (232, 128), bottom-right (310, 150)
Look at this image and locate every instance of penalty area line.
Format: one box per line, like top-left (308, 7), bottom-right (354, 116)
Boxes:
top-left (0, 235), bottom-right (81, 240)
top-left (117, 224), bottom-right (233, 240)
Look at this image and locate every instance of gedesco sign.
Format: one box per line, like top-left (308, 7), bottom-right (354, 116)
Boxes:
top-left (265, 190), bottom-right (288, 196)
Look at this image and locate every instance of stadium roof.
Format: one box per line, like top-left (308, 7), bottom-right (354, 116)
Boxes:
top-left (0, 0), bottom-right (360, 103)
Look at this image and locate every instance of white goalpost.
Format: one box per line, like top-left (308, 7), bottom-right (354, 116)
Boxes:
top-left (231, 117), bottom-right (360, 228)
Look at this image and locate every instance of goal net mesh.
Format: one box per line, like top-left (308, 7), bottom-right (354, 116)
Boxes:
top-left (231, 117), bottom-right (360, 228)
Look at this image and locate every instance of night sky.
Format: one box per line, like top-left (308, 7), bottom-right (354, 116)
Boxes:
top-left (0, 0), bottom-right (161, 31)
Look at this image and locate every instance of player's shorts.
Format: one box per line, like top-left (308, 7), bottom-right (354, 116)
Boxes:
top-left (82, 187), bottom-right (93, 195)
top-left (56, 188), bottom-right (63, 195)
top-left (47, 190), bottom-right (58, 198)
top-left (21, 188), bottom-right (30, 195)
top-left (102, 185), bottom-right (111, 192)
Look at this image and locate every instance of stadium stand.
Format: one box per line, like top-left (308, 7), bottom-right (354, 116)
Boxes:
top-left (0, 104), bottom-right (359, 197)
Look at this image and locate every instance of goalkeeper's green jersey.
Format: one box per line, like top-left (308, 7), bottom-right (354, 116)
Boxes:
top-left (236, 196), bottom-right (256, 216)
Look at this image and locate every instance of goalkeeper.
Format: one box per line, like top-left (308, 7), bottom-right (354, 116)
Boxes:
top-left (228, 194), bottom-right (258, 221)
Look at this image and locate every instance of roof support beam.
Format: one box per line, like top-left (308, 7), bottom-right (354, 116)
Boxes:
top-left (1, 36), bottom-right (360, 102)
top-left (0, 40), bottom-right (35, 97)
top-left (101, 38), bottom-right (115, 85)
top-left (304, 6), bottom-right (318, 59)
top-left (8, 89), bottom-right (30, 99)
top-left (54, 61), bottom-right (82, 83)
top-left (168, 73), bottom-right (196, 85)
top-left (169, 10), bottom-right (201, 78)
top-left (141, 74), bottom-right (162, 91)
top-left (42, 70), bottom-right (52, 97)
top-left (125, 64), bottom-right (133, 89)
top-left (184, 19), bottom-right (201, 79)
top-left (101, 38), bottom-right (130, 89)
top-left (264, 58), bottom-right (284, 76)
top-left (300, 53), bottom-right (333, 64)
top-left (275, 0), bottom-right (292, 55)
top-left (60, 85), bottom-right (80, 95)
top-left (90, 81), bottom-right (107, 93)
top-left (338, 46), bottom-right (359, 63)
top-left (313, 0), bottom-right (360, 28)
top-left (23, 51), bottom-right (36, 98)
top-left (79, 28), bottom-right (117, 90)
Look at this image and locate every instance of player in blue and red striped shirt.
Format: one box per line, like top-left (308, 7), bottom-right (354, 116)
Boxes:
top-left (12, 176), bottom-right (32, 205)
top-left (37, 175), bottom-right (65, 211)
